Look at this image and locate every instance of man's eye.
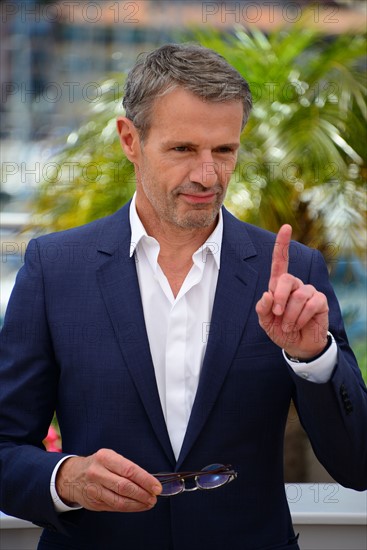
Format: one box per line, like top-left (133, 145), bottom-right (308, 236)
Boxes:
top-left (174, 146), bottom-right (189, 152)
top-left (216, 147), bottom-right (233, 153)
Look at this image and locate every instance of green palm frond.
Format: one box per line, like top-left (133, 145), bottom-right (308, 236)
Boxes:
top-left (34, 77), bottom-right (135, 231)
top-left (194, 24), bottom-right (366, 251)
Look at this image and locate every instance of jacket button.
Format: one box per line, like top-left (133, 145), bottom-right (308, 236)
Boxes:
top-left (339, 385), bottom-right (348, 399)
top-left (345, 403), bottom-right (354, 414)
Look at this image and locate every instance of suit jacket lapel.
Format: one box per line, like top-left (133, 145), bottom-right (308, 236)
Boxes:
top-left (95, 204), bottom-right (175, 465)
top-left (177, 209), bottom-right (259, 468)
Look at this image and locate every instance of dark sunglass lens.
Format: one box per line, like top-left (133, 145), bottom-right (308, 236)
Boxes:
top-left (197, 464), bottom-right (229, 490)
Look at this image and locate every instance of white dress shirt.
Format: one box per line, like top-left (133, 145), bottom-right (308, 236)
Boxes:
top-left (51, 195), bottom-right (337, 511)
top-left (130, 194), bottom-right (222, 459)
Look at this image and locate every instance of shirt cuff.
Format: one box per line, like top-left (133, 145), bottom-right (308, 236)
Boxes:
top-left (50, 455), bottom-right (83, 513)
top-left (283, 333), bottom-right (337, 384)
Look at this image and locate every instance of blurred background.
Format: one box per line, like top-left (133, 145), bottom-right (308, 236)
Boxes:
top-left (0, 0), bottom-right (366, 482)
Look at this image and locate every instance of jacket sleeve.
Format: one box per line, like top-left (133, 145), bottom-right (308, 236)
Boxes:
top-left (289, 249), bottom-right (367, 490)
top-left (0, 238), bottom-right (71, 531)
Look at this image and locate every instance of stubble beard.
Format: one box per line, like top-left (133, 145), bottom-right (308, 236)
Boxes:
top-left (140, 172), bottom-right (225, 230)
top-left (148, 188), bottom-right (224, 229)
top-left (170, 199), bottom-right (222, 228)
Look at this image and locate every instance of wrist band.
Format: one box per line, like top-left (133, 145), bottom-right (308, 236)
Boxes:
top-left (285, 332), bottom-right (333, 364)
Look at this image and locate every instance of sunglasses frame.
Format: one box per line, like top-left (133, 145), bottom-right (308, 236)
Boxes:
top-left (152, 463), bottom-right (237, 497)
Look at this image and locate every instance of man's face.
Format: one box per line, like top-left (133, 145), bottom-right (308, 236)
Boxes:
top-left (134, 87), bottom-right (243, 230)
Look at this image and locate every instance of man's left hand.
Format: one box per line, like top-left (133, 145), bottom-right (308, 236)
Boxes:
top-left (255, 224), bottom-right (329, 360)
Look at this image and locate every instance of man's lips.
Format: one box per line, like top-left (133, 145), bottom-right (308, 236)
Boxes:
top-left (180, 193), bottom-right (217, 204)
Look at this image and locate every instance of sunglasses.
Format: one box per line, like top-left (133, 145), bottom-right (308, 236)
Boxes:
top-left (151, 463), bottom-right (237, 497)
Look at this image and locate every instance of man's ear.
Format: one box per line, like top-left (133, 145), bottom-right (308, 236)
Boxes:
top-left (116, 116), bottom-right (141, 162)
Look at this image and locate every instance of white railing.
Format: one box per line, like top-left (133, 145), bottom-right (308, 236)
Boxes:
top-left (286, 483), bottom-right (367, 549)
top-left (1, 484), bottom-right (366, 550)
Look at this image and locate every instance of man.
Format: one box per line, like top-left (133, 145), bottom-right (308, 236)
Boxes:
top-left (0, 43), bottom-right (366, 550)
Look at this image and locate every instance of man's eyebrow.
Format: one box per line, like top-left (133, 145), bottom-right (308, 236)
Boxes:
top-left (162, 140), bottom-right (197, 148)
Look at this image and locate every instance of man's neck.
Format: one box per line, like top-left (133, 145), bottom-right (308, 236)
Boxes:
top-left (136, 202), bottom-right (216, 262)
top-left (136, 205), bottom-right (217, 298)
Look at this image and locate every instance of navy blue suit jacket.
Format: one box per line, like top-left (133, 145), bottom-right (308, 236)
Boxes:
top-left (1, 203), bottom-right (366, 550)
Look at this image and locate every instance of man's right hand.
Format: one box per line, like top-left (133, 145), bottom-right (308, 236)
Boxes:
top-left (55, 449), bottom-right (162, 512)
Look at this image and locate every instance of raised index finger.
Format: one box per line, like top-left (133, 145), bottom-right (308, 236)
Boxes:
top-left (268, 224), bottom-right (292, 293)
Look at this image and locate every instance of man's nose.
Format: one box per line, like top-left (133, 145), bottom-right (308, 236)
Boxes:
top-left (188, 153), bottom-right (218, 187)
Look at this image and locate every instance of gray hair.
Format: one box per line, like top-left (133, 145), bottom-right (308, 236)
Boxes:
top-left (123, 43), bottom-right (252, 141)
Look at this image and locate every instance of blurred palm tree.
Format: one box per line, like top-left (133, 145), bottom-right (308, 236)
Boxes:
top-left (195, 23), bottom-right (366, 257)
top-left (33, 77), bottom-right (136, 231)
top-left (34, 24), bottom-right (366, 258)
top-left (34, 23), bottom-right (366, 255)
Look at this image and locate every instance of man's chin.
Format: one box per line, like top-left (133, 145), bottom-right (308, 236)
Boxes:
top-left (174, 208), bottom-right (220, 229)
